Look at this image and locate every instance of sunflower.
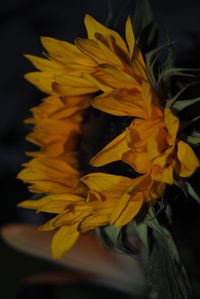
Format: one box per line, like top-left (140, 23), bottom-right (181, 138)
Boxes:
top-left (18, 14), bottom-right (199, 259)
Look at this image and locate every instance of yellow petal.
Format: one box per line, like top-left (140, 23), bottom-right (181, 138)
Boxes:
top-left (132, 46), bottom-right (148, 81)
top-left (52, 73), bottom-right (99, 96)
top-left (127, 118), bottom-right (163, 150)
top-left (81, 172), bottom-right (133, 199)
top-left (141, 81), bottom-right (153, 116)
top-left (52, 224), bottom-right (80, 259)
top-left (82, 72), bottom-right (113, 93)
top-left (115, 193), bottom-right (144, 228)
top-left (122, 150), bottom-right (151, 174)
top-left (99, 64), bottom-right (139, 87)
top-left (176, 141), bottom-right (199, 177)
top-left (18, 193), bottom-right (85, 214)
top-left (76, 38), bottom-right (123, 67)
top-left (80, 216), bottom-right (109, 232)
top-left (91, 89), bottom-right (147, 118)
top-left (90, 132), bottom-right (128, 167)
top-left (164, 108), bottom-right (179, 144)
top-left (25, 54), bottom-right (63, 72)
top-left (149, 181), bottom-right (166, 202)
top-left (110, 174), bottom-right (151, 225)
top-left (17, 157), bottom-right (80, 194)
top-left (84, 14), bottom-right (128, 56)
top-left (125, 16), bottom-right (135, 58)
top-left (41, 36), bottom-right (95, 67)
top-left (152, 164), bottom-right (174, 185)
top-left (25, 72), bottom-right (54, 94)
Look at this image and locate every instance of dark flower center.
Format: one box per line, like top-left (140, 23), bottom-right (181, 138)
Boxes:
top-left (77, 106), bottom-right (136, 178)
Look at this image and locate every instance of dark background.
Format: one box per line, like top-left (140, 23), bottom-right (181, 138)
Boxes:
top-left (0, 0), bottom-right (200, 298)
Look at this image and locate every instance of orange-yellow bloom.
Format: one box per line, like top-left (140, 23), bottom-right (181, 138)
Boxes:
top-left (18, 14), bottom-right (199, 258)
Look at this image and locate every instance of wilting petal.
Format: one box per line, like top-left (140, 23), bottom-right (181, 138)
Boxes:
top-left (176, 141), bottom-right (199, 177)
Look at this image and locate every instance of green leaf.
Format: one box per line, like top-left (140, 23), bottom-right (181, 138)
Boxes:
top-left (173, 96), bottom-right (200, 112)
top-left (98, 225), bottom-right (139, 254)
top-left (166, 81), bottom-right (198, 107)
top-left (162, 31), bottom-right (176, 72)
top-left (133, 220), bottom-right (148, 250)
top-left (105, 0), bottom-right (114, 26)
top-left (161, 31), bottom-right (176, 98)
top-left (134, 0), bottom-right (154, 40)
top-left (185, 181), bottom-right (200, 204)
top-left (180, 114), bottom-right (200, 131)
top-left (146, 42), bottom-right (175, 89)
top-left (139, 208), bottom-right (192, 299)
top-left (117, 226), bottom-right (139, 254)
top-left (111, 1), bottom-right (131, 34)
top-left (186, 135), bottom-right (200, 145)
top-left (148, 228), bottom-right (191, 299)
top-left (137, 21), bottom-right (158, 54)
top-left (159, 67), bottom-right (200, 85)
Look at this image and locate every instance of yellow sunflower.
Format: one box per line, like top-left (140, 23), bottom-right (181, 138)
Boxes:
top-left (18, 15), bottom-right (199, 258)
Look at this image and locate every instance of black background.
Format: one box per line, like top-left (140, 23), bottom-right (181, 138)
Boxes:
top-left (0, 1), bottom-right (200, 298)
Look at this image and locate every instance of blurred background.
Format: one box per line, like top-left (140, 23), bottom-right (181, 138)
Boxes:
top-left (0, 0), bottom-right (200, 298)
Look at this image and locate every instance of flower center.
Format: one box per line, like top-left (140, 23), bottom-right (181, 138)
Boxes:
top-left (77, 107), bottom-right (135, 178)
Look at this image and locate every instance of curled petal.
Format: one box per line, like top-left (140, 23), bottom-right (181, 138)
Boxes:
top-left (164, 108), bottom-right (179, 144)
top-left (90, 132), bottom-right (128, 167)
top-left (176, 141), bottom-right (199, 177)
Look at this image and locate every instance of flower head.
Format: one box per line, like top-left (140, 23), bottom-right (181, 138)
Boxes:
top-left (18, 14), bottom-right (199, 258)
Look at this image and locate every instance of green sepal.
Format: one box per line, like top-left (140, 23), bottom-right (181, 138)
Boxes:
top-left (180, 114), bottom-right (200, 131)
top-left (186, 135), bottom-right (200, 146)
top-left (161, 31), bottom-right (176, 98)
top-left (185, 181), bottom-right (200, 204)
top-left (145, 41), bottom-right (175, 89)
top-left (162, 32), bottom-right (176, 72)
top-left (110, 1), bottom-right (131, 34)
top-left (132, 220), bottom-right (149, 250)
top-left (166, 81), bottom-right (198, 108)
top-left (134, 0), bottom-right (155, 40)
top-left (173, 96), bottom-right (200, 112)
top-left (159, 68), bottom-right (200, 88)
top-left (136, 21), bottom-right (158, 55)
top-left (97, 224), bottom-right (139, 255)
